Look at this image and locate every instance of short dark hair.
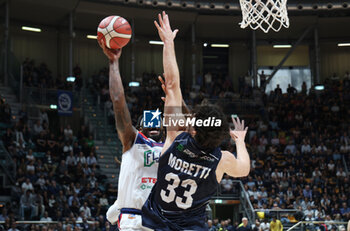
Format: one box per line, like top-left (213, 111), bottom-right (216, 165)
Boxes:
top-left (192, 104), bottom-right (229, 151)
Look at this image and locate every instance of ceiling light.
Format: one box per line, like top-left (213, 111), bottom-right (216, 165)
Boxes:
top-left (66, 77), bottom-right (76, 82)
top-left (22, 26), bottom-right (41, 32)
top-left (149, 40), bottom-right (164, 45)
top-left (211, 44), bottom-right (229, 48)
top-left (129, 82), bottom-right (140, 87)
top-left (273, 45), bottom-right (292, 48)
top-left (338, 43), bottom-right (350, 47)
top-left (314, 85), bottom-right (324, 90)
top-left (87, 35), bottom-right (97, 39)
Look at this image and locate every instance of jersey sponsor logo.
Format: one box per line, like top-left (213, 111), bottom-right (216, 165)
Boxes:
top-left (141, 177), bottom-right (157, 183)
top-left (144, 150), bottom-right (160, 167)
top-left (176, 144), bottom-right (215, 162)
top-left (168, 153), bottom-right (212, 179)
top-left (140, 177), bottom-right (157, 190)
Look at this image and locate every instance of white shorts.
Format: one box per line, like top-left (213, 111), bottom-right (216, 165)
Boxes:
top-left (119, 213), bottom-right (152, 231)
top-left (106, 204), bottom-right (152, 231)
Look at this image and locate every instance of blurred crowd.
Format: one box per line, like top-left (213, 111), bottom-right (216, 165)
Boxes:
top-left (0, 102), bottom-right (117, 230)
top-left (221, 75), bottom-right (350, 227)
top-left (22, 59), bottom-right (83, 91)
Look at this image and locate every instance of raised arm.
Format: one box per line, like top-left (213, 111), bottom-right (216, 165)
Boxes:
top-left (217, 117), bottom-right (250, 180)
top-left (158, 75), bottom-right (191, 115)
top-left (154, 12), bottom-right (184, 151)
top-left (98, 41), bottom-right (136, 153)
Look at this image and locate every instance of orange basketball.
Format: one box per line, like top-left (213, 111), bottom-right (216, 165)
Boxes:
top-left (97, 16), bottom-right (132, 49)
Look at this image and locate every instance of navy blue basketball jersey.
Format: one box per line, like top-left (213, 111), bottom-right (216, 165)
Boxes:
top-left (142, 132), bottom-right (222, 230)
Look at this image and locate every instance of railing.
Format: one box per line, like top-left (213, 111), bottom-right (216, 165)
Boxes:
top-left (213, 180), bottom-right (255, 223)
top-left (237, 180), bottom-right (256, 223)
top-left (0, 141), bottom-right (16, 184)
top-left (286, 221), bottom-right (349, 231)
top-left (253, 209), bottom-right (298, 221)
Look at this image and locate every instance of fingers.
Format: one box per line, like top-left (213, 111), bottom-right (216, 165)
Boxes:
top-left (173, 29), bottom-right (179, 38)
top-left (158, 76), bottom-right (165, 85)
top-left (231, 115), bottom-right (238, 128)
top-left (154, 20), bottom-right (161, 31)
top-left (236, 117), bottom-right (241, 128)
top-left (163, 11), bottom-right (170, 28)
top-left (158, 13), bottom-right (164, 28)
top-left (230, 130), bottom-right (238, 140)
top-left (161, 97), bottom-right (165, 102)
top-left (161, 84), bottom-right (166, 94)
top-left (242, 119), bottom-right (245, 129)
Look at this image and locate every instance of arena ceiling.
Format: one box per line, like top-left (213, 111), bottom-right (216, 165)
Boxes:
top-left (2, 0), bottom-right (350, 42)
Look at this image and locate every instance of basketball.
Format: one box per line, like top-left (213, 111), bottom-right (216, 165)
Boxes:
top-left (97, 16), bottom-right (132, 49)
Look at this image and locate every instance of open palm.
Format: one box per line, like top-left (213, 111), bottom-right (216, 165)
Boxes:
top-left (154, 11), bottom-right (179, 43)
top-left (230, 116), bottom-right (248, 142)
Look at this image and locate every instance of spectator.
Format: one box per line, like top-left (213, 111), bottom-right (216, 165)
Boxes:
top-left (33, 120), bottom-right (43, 135)
top-left (40, 211), bottom-right (52, 222)
top-left (303, 185), bottom-right (312, 200)
top-left (87, 152), bottom-right (97, 166)
top-left (8, 222), bottom-right (20, 231)
top-left (252, 220), bottom-right (261, 231)
top-left (64, 125), bottom-right (73, 140)
top-left (260, 219), bottom-right (270, 231)
top-left (0, 208), bottom-right (8, 221)
top-left (237, 217), bottom-right (251, 231)
top-left (32, 190), bottom-right (45, 219)
top-left (21, 178), bottom-right (34, 193)
top-left (270, 216), bottom-right (283, 231)
top-left (66, 151), bottom-right (77, 167)
top-left (207, 219), bottom-right (216, 231)
top-left (79, 202), bottom-right (91, 219)
top-left (76, 151), bottom-right (87, 165)
top-left (20, 190), bottom-right (33, 220)
top-left (221, 174), bottom-right (234, 194)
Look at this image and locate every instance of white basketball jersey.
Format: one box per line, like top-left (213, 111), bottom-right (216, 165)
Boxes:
top-left (115, 132), bottom-right (163, 210)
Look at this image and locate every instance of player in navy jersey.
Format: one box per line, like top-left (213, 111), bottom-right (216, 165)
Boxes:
top-left (142, 12), bottom-right (251, 231)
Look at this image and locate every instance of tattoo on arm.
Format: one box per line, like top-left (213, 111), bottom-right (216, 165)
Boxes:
top-left (109, 60), bottom-right (136, 151)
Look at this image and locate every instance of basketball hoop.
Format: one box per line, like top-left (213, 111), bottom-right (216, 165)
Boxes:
top-left (239, 0), bottom-right (289, 33)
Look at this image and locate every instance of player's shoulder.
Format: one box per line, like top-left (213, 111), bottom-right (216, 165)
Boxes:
top-left (220, 150), bottom-right (233, 161)
top-left (135, 132), bottom-right (163, 148)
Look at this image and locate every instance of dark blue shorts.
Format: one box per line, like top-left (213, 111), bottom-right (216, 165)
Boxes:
top-left (142, 193), bottom-right (207, 231)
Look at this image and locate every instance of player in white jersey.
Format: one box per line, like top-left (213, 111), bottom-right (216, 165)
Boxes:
top-left (98, 40), bottom-right (163, 231)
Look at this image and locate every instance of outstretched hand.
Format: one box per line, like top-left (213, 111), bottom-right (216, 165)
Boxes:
top-left (230, 116), bottom-right (248, 142)
top-left (98, 39), bottom-right (122, 62)
top-left (154, 11), bottom-right (179, 43)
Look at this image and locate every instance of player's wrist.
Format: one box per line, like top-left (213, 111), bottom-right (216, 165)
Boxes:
top-left (109, 58), bottom-right (119, 64)
top-left (234, 139), bottom-right (245, 145)
top-left (163, 39), bottom-right (175, 45)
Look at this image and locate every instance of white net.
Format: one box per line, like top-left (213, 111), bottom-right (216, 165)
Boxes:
top-left (239, 0), bottom-right (289, 33)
